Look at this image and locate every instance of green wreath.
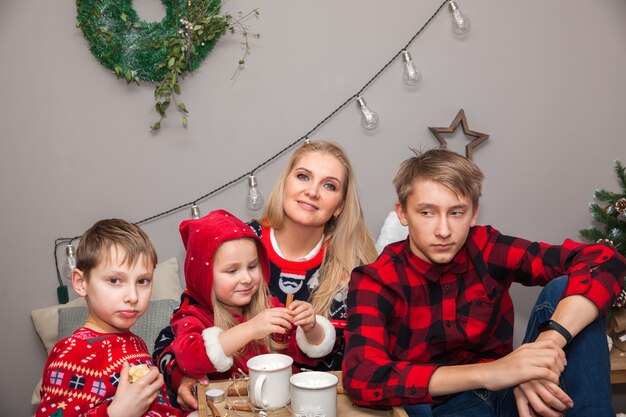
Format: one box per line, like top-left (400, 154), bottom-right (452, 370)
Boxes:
top-left (76, 0), bottom-right (222, 82)
top-left (76, 0), bottom-right (258, 130)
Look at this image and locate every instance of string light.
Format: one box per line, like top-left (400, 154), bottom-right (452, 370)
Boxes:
top-left (62, 243), bottom-right (77, 281)
top-left (356, 96), bottom-right (380, 130)
top-left (190, 203), bottom-right (201, 219)
top-left (52, 0), bottom-right (453, 303)
top-left (448, 1), bottom-right (471, 36)
top-left (246, 174), bottom-right (265, 212)
top-left (401, 50), bottom-right (422, 87)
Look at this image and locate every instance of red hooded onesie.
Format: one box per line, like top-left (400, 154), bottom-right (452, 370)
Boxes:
top-left (169, 210), bottom-right (335, 380)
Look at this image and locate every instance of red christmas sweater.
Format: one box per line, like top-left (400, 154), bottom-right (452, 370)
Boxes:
top-left (36, 327), bottom-right (182, 417)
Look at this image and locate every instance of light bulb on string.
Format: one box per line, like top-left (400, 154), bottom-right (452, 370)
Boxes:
top-left (401, 51), bottom-right (422, 87)
top-left (246, 174), bottom-right (265, 212)
top-left (62, 243), bottom-right (77, 281)
top-left (356, 96), bottom-right (379, 130)
top-left (448, 1), bottom-right (471, 36)
top-left (190, 203), bottom-right (201, 219)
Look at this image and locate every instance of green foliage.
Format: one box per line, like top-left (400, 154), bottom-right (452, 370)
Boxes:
top-left (579, 160), bottom-right (626, 257)
top-left (76, 0), bottom-right (259, 131)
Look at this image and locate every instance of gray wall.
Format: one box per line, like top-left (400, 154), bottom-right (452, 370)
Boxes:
top-left (2, 1), bottom-right (626, 415)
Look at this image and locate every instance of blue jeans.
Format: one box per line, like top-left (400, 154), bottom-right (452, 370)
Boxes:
top-left (404, 276), bottom-right (614, 417)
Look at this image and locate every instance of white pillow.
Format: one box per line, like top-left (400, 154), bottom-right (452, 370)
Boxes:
top-left (149, 256), bottom-right (183, 301)
top-left (375, 211), bottom-right (408, 254)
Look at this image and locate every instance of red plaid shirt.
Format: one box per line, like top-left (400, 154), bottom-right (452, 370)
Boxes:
top-left (342, 225), bottom-right (625, 407)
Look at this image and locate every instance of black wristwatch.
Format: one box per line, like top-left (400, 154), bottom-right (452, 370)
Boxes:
top-left (538, 319), bottom-right (572, 346)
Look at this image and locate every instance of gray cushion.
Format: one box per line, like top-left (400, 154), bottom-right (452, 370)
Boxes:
top-left (58, 298), bottom-right (178, 354)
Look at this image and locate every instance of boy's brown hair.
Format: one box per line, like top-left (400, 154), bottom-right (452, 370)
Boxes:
top-left (75, 219), bottom-right (157, 278)
top-left (393, 148), bottom-right (484, 210)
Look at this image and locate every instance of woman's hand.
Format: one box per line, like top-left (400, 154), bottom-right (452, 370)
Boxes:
top-left (107, 362), bottom-right (163, 417)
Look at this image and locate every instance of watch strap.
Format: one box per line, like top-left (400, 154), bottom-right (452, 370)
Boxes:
top-left (538, 319), bottom-right (572, 346)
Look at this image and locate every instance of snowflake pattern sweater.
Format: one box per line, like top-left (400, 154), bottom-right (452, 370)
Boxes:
top-left (37, 327), bottom-right (181, 417)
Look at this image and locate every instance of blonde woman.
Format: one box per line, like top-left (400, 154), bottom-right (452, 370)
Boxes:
top-left (154, 140), bottom-right (376, 411)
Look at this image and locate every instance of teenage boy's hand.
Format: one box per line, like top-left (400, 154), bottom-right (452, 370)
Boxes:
top-left (514, 379), bottom-right (573, 417)
top-left (484, 339), bottom-right (566, 391)
top-left (107, 362), bottom-right (164, 417)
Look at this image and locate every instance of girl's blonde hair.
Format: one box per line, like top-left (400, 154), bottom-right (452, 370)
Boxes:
top-left (211, 240), bottom-right (284, 354)
top-left (262, 140), bottom-right (377, 317)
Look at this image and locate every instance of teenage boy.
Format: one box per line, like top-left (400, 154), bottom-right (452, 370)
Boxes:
top-left (343, 148), bottom-right (625, 417)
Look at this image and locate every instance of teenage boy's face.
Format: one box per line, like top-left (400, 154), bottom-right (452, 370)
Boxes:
top-left (395, 179), bottom-right (478, 265)
top-left (212, 238), bottom-right (263, 314)
top-left (72, 246), bottom-right (153, 333)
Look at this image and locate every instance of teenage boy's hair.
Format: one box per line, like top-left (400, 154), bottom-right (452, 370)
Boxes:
top-left (393, 148), bottom-right (484, 210)
top-left (75, 218), bottom-right (157, 278)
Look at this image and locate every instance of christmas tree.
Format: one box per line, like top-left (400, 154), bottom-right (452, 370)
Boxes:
top-left (579, 159), bottom-right (626, 307)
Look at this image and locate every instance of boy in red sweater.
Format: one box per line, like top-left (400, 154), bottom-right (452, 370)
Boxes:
top-left (36, 219), bottom-right (182, 417)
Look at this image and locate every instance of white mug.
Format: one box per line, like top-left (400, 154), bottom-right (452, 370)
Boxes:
top-left (290, 371), bottom-right (338, 417)
top-left (246, 353), bottom-right (293, 409)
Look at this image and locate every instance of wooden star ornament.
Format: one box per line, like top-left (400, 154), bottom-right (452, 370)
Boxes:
top-left (428, 109), bottom-right (489, 160)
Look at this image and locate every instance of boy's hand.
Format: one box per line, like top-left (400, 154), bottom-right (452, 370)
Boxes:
top-left (288, 300), bottom-right (316, 332)
top-left (483, 340), bottom-right (566, 391)
top-left (107, 362), bottom-right (164, 417)
top-left (249, 307), bottom-right (293, 339)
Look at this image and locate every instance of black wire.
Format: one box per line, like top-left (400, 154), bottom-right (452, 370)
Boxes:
top-left (53, 0), bottom-right (450, 282)
top-left (358, 0), bottom-right (449, 95)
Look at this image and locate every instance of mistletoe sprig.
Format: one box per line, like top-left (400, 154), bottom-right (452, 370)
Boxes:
top-left (152, 4), bottom-right (259, 131)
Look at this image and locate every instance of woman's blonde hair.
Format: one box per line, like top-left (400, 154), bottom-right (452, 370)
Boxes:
top-left (262, 140), bottom-right (377, 317)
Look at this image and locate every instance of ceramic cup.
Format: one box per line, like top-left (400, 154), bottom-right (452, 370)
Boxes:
top-left (290, 371), bottom-right (338, 417)
top-left (246, 353), bottom-right (293, 409)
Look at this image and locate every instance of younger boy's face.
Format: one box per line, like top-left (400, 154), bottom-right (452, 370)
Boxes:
top-left (213, 238), bottom-right (263, 313)
top-left (395, 179), bottom-right (478, 265)
top-left (72, 246), bottom-right (153, 333)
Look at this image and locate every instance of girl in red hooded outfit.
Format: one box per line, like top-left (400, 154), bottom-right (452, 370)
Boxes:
top-left (168, 209), bottom-right (335, 384)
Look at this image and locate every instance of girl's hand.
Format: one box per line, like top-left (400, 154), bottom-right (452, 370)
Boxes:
top-left (249, 307), bottom-right (294, 339)
top-left (107, 362), bottom-right (164, 417)
top-left (289, 300), bottom-right (316, 332)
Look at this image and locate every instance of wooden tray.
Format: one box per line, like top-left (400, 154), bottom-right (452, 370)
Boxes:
top-left (195, 371), bottom-right (408, 417)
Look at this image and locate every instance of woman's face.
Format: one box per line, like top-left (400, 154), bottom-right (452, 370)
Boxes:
top-left (282, 151), bottom-right (346, 230)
